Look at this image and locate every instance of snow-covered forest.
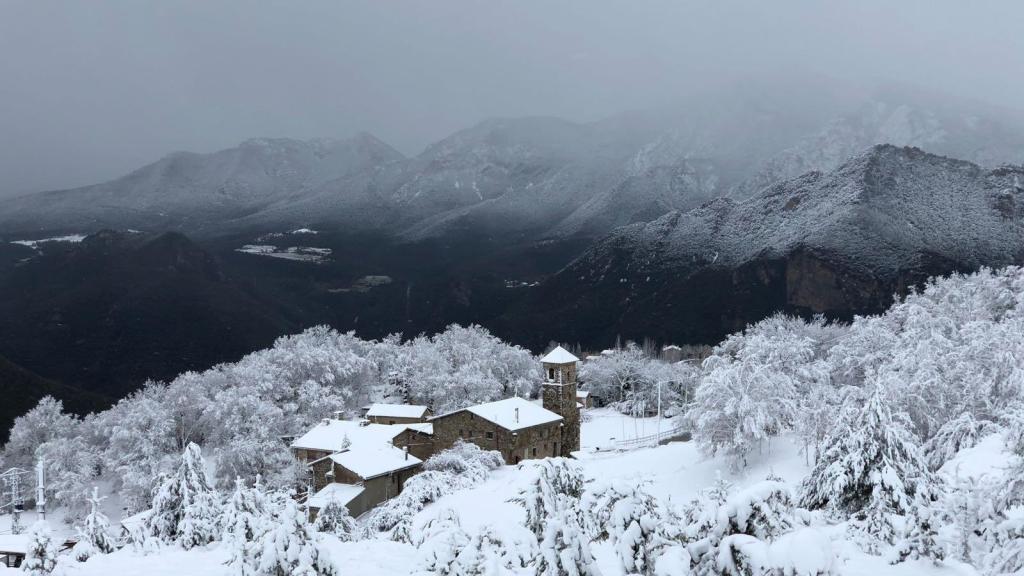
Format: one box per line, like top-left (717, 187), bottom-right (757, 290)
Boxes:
top-left (7, 266), bottom-right (1024, 574)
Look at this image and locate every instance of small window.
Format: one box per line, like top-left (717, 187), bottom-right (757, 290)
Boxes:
top-left (389, 420), bottom-right (396, 425)
top-left (532, 447), bottom-right (537, 457)
top-left (459, 429), bottom-right (464, 437)
top-left (486, 431), bottom-right (494, 439)
top-left (548, 368), bottom-right (555, 380)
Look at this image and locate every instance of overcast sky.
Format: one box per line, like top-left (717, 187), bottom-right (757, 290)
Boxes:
top-left (2, 1), bottom-right (1023, 196)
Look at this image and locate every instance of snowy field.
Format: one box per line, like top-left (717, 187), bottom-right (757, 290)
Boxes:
top-left (0, 408), bottom-right (992, 575)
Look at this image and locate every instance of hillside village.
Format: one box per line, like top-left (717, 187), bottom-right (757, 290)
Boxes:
top-left (294, 347), bottom-right (585, 519)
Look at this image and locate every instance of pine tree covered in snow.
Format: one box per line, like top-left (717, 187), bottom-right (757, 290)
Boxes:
top-left (987, 515), bottom-right (1024, 575)
top-left (510, 458), bottom-right (585, 539)
top-left (22, 521), bottom-right (61, 576)
top-left (254, 500), bottom-right (337, 576)
top-left (72, 486), bottom-right (116, 561)
top-left (944, 474), bottom-right (1000, 566)
top-left (892, 491), bottom-right (944, 565)
top-left (312, 497), bottom-right (357, 541)
top-left (145, 442), bottom-right (222, 548)
top-left (846, 488), bottom-right (898, 555)
top-left (799, 386), bottom-right (934, 516)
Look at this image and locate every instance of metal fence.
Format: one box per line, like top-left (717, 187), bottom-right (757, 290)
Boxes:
top-left (612, 425), bottom-right (689, 450)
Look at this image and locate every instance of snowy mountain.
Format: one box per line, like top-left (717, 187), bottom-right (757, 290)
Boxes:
top-left (0, 133), bottom-right (405, 235)
top-left (733, 86), bottom-right (1024, 198)
top-left (8, 83), bottom-right (1023, 248)
top-left (508, 145), bottom-right (1024, 347)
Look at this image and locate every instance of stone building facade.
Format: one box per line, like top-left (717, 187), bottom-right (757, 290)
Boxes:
top-left (430, 404), bottom-right (565, 464)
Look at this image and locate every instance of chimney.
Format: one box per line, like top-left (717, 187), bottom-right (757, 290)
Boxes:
top-left (515, 407), bottom-right (520, 423)
top-left (404, 446), bottom-right (409, 461)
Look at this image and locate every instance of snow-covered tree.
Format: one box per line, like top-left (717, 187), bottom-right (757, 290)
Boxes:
top-left (2, 397), bottom-right (78, 472)
top-left (72, 487), bottom-right (116, 561)
top-left (511, 459), bottom-right (585, 539)
top-left (799, 385), bottom-right (934, 516)
top-left (312, 497), bottom-right (356, 541)
top-left (535, 505), bottom-right (599, 576)
top-left (146, 442), bottom-right (221, 548)
top-left (892, 491), bottom-right (944, 565)
top-left (22, 521), bottom-right (61, 576)
top-left (37, 435), bottom-right (101, 524)
top-left (254, 500), bottom-right (337, 576)
top-left (690, 316), bottom-right (826, 468)
top-left (922, 412), bottom-right (994, 471)
top-left (222, 475), bottom-right (274, 574)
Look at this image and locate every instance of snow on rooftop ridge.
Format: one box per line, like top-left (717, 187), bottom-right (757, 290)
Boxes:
top-left (330, 445), bottom-right (422, 479)
top-left (540, 345), bottom-right (579, 364)
top-left (465, 397), bottom-right (562, 432)
top-left (307, 482), bottom-right (364, 510)
top-left (290, 419), bottom-right (416, 452)
top-left (365, 403), bottom-right (429, 418)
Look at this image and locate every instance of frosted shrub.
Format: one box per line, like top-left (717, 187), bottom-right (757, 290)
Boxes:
top-left (312, 497), bottom-right (357, 541)
top-left (22, 521), bottom-right (61, 576)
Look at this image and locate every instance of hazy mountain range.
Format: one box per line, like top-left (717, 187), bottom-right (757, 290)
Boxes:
top-left (2, 83), bottom-right (1024, 427)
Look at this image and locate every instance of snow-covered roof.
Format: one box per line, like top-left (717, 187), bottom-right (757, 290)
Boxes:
top-left (0, 535), bottom-right (28, 554)
top-left (330, 445), bottom-right (423, 480)
top-left (576, 390), bottom-right (590, 398)
top-left (307, 482), bottom-right (364, 510)
top-left (662, 345), bottom-right (682, 351)
top-left (463, 397), bottom-right (562, 432)
top-left (405, 423), bottom-right (434, 435)
top-left (365, 403), bottom-right (429, 419)
top-left (291, 419), bottom-right (417, 453)
top-left (120, 509), bottom-right (153, 531)
top-left (540, 346), bottom-right (579, 364)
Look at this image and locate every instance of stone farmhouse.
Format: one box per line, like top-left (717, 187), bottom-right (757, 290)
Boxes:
top-left (293, 346), bottom-right (583, 518)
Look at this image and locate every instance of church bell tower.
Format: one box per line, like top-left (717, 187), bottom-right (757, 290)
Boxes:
top-left (540, 346), bottom-right (581, 456)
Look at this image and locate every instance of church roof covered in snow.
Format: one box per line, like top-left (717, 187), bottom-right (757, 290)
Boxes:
top-left (365, 403), bottom-right (430, 419)
top-left (540, 346), bottom-right (579, 364)
top-left (330, 445), bottom-right (423, 480)
top-left (461, 397), bottom-right (563, 432)
top-left (307, 482), bottom-right (364, 510)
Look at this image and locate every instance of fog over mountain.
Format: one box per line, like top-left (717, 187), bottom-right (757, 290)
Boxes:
top-left (3, 1), bottom-right (1024, 196)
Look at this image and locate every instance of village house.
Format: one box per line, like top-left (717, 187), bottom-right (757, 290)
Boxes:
top-left (364, 403), bottom-right (431, 425)
top-left (290, 418), bottom-right (434, 518)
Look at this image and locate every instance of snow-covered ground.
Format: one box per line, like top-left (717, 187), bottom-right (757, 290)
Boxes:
top-left (9, 409), bottom-right (991, 575)
top-left (235, 244), bottom-right (332, 262)
top-left (9, 234), bottom-right (87, 249)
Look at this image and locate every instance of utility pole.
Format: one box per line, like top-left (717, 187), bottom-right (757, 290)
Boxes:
top-left (36, 460), bottom-right (45, 521)
top-left (657, 380), bottom-right (662, 438)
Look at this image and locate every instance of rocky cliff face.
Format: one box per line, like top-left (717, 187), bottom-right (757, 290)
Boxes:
top-left (500, 146), bottom-right (1024, 348)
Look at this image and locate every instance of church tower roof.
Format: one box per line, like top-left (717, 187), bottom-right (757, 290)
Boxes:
top-left (540, 345), bottom-right (579, 365)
